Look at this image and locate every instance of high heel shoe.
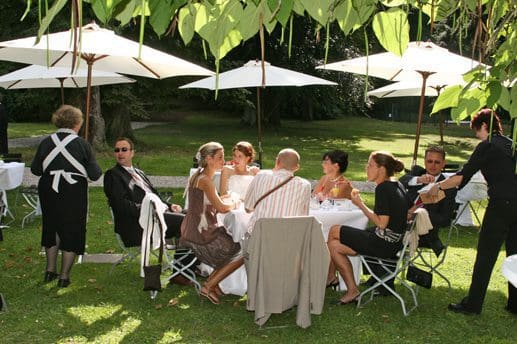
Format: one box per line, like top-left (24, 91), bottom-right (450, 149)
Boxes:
top-left (57, 279), bottom-right (70, 288)
top-left (326, 278), bottom-right (339, 290)
top-left (44, 271), bottom-right (59, 283)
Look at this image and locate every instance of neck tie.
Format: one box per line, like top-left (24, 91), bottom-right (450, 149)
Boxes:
top-left (129, 168), bottom-right (152, 194)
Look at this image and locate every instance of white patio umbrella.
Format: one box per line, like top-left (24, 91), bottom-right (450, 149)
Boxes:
top-left (367, 77), bottom-right (466, 144)
top-left (0, 23), bottom-right (213, 140)
top-left (317, 41), bottom-right (484, 166)
top-left (180, 60), bottom-right (337, 164)
top-left (0, 65), bottom-right (135, 105)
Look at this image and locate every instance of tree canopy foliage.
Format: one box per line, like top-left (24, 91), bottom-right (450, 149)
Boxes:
top-left (26, 0), bottom-right (515, 121)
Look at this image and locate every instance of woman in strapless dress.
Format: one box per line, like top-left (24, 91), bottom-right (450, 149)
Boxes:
top-left (220, 141), bottom-right (259, 200)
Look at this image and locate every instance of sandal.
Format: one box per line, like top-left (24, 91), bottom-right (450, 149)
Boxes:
top-left (200, 287), bottom-right (220, 305)
top-left (326, 277), bottom-right (339, 290)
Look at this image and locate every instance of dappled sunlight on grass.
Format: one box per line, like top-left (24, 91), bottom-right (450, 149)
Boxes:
top-left (92, 316), bottom-right (141, 343)
top-left (67, 304), bottom-right (123, 326)
top-left (158, 330), bottom-right (183, 343)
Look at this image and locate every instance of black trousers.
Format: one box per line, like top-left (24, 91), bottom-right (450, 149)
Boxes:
top-left (465, 199), bottom-right (517, 312)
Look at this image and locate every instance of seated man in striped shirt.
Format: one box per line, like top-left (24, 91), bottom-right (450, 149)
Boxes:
top-left (244, 148), bottom-right (311, 233)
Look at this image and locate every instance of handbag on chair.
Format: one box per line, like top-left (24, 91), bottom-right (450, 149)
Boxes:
top-left (406, 264), bottom-right (433, 289)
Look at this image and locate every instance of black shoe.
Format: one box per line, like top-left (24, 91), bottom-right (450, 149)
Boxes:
top-left (57, 279), bottom-right (70, 288)
top-left (44, 271), bottom-right (59, 283)
top-left (448, 302), bottom-right (480, 315)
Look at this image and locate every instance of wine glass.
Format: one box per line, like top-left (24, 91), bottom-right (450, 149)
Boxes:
top-left (331, 183), bottom-right (340, 199)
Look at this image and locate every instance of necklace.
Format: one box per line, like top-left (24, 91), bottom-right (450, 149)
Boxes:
top-left (329, 175), bottom-right (342, 183)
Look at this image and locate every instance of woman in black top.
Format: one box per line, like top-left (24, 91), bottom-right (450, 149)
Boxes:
top-left (327, 151), bottom-right (407, 304)
top-left (31, 105), bottom-right (102, 288)
top-left (428, 109), bottom-right (517, 315)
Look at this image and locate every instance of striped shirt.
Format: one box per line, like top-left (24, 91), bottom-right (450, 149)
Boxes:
top-left (244, 169), bottom-right (311, 233)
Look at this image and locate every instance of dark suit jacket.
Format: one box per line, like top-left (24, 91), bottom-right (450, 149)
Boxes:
top-left (400, 165), bottom-right (458, 229)
top-left (103, 164), bottom-right (164, 247)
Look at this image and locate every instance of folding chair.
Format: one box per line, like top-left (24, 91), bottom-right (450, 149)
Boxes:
top-left (356, 217), bottom-right (419, 316)
top-left (108, 207), bottom-right (142, 274)
top-left (144, 199), bottom-right (200, 295)
top-left (19, 186), bottom-right (41, 228)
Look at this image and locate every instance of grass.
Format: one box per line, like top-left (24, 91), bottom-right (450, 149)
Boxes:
top-left (2, 114), bottom-right (516, 343)
top-left (9, 112), bottom-right (481, 181)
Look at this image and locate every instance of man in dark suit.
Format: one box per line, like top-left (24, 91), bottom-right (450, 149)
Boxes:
top-left (103, 137), bottom-right (184, 247)
top-left (400, 146), bottom-right (457, 257)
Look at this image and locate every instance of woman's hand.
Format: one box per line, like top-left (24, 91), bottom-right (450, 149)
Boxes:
top-left (427, 183), bottom-right (440, 197)
top-left (350, 188), bottom-right (362, 207)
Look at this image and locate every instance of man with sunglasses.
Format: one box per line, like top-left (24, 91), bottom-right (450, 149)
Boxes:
top-left (103, 138), bottom-right (184, 249)
top-left (400, 146), bottom-right (457, 257)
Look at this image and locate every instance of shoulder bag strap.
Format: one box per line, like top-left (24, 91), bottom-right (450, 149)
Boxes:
top-left (253, 175), bottom-right (295, 209)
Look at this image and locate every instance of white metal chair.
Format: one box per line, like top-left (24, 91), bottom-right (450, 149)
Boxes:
top-left (108, 208), bottom-right (142, 274)
top-left (357, 216), bottom-right (419, 316)
top-left (19, 186), bottom-right (41, 228)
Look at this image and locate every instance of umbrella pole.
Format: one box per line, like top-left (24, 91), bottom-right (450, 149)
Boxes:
top-left (412, 71), bottom-right (432, 167)
top-left (256, 87), bottom-right (263, 167)
top-left (84, 60), bottom-right (93, 141)
top-left (58, 78), bottom-right (65, 105)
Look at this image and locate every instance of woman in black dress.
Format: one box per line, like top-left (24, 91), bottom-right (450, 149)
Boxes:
top-left (31, 105), bottom-right (101, 287)
top-left (327, 151), bottom-right (407, 304)
top-left (428, 109), bottom-right (517, 315)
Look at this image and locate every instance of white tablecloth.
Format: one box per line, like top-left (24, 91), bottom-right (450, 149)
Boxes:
top-left (214, 202), bottom-right (369, 295)
top-left (0, 162), bottom-right (25, 190)
top-left (444, 171), bottom-right (487, 226)
top-left (0, 162), bottom-right (25, 218)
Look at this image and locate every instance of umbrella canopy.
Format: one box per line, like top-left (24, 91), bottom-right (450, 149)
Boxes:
top-left (0, 23), bottom-right (213, 139)
top-left (317, 41), bottom-right (483, 166)
top-left (367, 77), bottom-right (465, 99)
top-left (0, 65), bottom-right (135, 104)
top-left (180, 60), bottom-right (337, 164)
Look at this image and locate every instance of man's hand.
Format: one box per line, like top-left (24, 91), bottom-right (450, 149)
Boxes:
top-left (417, 174), bottom-right (435, 184)
top-left (170, 204), bottom-right (182, 213)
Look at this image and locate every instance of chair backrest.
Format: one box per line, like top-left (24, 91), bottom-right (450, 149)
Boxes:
top-left (245, 216), bottom-right (330, 328)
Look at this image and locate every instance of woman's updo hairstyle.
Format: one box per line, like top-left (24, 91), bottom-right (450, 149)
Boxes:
top-left (187, 142), bottom-right (224, 189)
top-left (233, 141), bottom-right (256, 163)
top-left (471, 108), bottom-right (503, 135)
top-left (371, 151), bottom-right (405, 177)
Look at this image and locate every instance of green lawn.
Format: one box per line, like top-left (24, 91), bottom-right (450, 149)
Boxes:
top-left (9, 113), bottom-right (480, 181)
top-left (2, 115), bottom-right (516, 343)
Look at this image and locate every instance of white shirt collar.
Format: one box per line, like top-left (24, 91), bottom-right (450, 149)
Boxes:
top-left (56, 128), bottom-right (76, 135)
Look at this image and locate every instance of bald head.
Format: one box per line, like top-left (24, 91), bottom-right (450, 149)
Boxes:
top-left (275, 148), bottom-right (300, 172)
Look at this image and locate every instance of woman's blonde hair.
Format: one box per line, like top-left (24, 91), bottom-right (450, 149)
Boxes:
top-left (188, 142), bottom-right (224, 188)
top-left (51, 105), bottom-right (83, 129)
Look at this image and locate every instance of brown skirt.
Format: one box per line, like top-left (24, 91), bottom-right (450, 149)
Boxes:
top-left (179, 226), bottom-right (241, 269)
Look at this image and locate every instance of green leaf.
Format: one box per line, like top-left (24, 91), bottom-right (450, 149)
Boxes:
top-left (335, 0), bottom-right (376, 35)
top-left (498, 86), bottom-right (511, 112)
top-left (451, 87), bottom-right (487, 122)
top-left (299, 0), bottom-right (332, 26)
top-left (114, 0), bottom-right (138, 26)
top-left (90, 0), bottom-right (120, 24)
top-left (263, 2), bottom-right (277, 34)
top-left (381, 0), bottom-right (406, 7)
top-left (431, 85), bottom-right (462, 114)
top-left (149, 0), bottom-right (182, 37)
top-left (485, 81), bottom-right (502, 108)
top-left (372, 8), bottom-right (409, 56)
top-left (292, 0), bottom-right (305, 16)
top-left (178, 6), bottom-right (195, 45)
top-left (276, 0), bottom-right (293, 27)
top-left (239, 2), bottom-right (261, 42)
top-left (511, 86), bottom-right (517, 119)
top-left (35, 0), bottom-right (68, 45)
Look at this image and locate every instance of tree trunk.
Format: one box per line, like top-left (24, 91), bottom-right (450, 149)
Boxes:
top-left (86, 86), bottom-right (106, 148)
top-left (109, 112), bottom-right (135, 142)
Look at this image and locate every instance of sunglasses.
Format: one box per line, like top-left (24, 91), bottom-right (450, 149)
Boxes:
top-left (425, 159), bottom-right (442, 164)
top-left (114, 147), bottom-right (131, 153)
